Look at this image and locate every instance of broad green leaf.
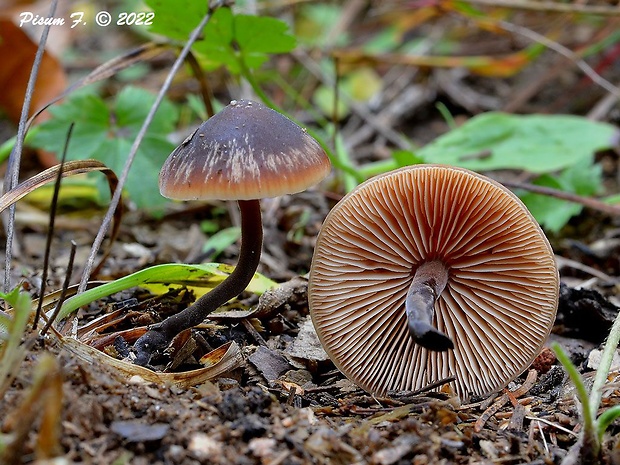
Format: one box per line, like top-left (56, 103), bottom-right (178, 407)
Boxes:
top-left (235, 15), bottom-right (296, 54)
top-left (34, 94), bottom-right (110, 159)
top-left (30, 87), bottom-right (178, 210)
top-left (520, 175), bottom-right (581, 233)
top-left (146, 2), bottom-right (295, 73)
top-left (419, 112), bottom-right (618, 173)
top-left (145, 0), bottom-right (206, 40)
top-left (56, 263), bottom-right (278, 322)
top-left (392, 150), bottom-right (424, 168)
top-left (194, 7), bottom-right (237, 71)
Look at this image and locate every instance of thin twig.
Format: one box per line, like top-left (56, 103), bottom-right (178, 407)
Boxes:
top-left (555, 256), bottom-right (614, 282)
top-left (292, 49), bottom-right (413, 150)
top-left (454, 0), bottom-right (620, 17)
top-left (241, 318), bottom-right (268, 346)
top-left (33, 123), bottom-right (73, 329)
top-left (2, 0), bottom-right (58, 292)
top-left (40, 241), bottom-right (76, 337)
top-left (186, 51), bottom-right (215, 118)
top-left (495, 19), bottom-right (620, 99)
top-left (78, 2), bottom-right (226, 292)
top-left (525, 415), bottom-right (579, 437)
top-left (502, 180), bottom-right (620, 217)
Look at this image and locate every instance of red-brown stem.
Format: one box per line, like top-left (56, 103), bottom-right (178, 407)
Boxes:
top-left (133, 199), bottom-right (263, 366)
top-left (405, 260), bottom-right (454, 351)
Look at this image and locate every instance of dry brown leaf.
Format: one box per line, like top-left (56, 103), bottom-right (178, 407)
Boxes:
top-left (57, 335), bottom-right (243, 389)
top-left (0, 18), bottom-right (66, 123)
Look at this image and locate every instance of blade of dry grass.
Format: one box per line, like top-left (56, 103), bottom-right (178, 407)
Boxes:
top-left (0, 160), bottom-right (122, 278)
top-left (33, 124), bottom-right (73, 330)
top-left (2, 0), bottom-right (58, 292)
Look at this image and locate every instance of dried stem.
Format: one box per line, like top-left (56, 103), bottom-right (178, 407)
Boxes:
top-left (40, 240), bottom-right (76, 337)
top-left (502, 180), bottom-right (620, 217)
top-left (2, 0), bottom-right (58, 292)
top-left (494, 19), bottom-right (620, 99)
top-left (34, 123), bottom-right (73, 329)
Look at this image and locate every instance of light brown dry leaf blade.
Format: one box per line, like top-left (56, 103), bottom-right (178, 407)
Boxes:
top-left (57, 335), bottom-right (243, 389)
top-left (0, 159), bottom-right (122, 278)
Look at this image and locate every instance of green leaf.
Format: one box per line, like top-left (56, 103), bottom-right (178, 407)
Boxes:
top-left (57, 263), bottom-right (278, 322)
top-left (30, 87), bottom-right (178, 210)
top-left (392, 150), bottom-right (424, 168)
top-left (146, 2), bottom-right (295, 73)
top-left (520, 160), bottom-right (602, 232)
top-left (194, 7), bottom-right (237, 71)
top-left (519, 175), bottom-right (580, 233)
top-left (0, 288), bottom-right (32, 394)
top-left (0, 287), bottom-right (30, 337)
top-left (597, 405), bottom-right (620, 441)
top-left (145, 0), bottom-right (207, 40)
top-left (552, 343), bottom-right (597, 430)
top-left (202, 227), bottom-right (242, 260)
top-left (419, 112), bottom-right (618, 173)
top-left (235, 15), bottom-right (296, 54)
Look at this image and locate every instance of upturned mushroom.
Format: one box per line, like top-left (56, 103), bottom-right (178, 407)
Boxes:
top-left (308, 164), bottom-right (559, 397)
top-left (133, 99), bottom-right (331, 365)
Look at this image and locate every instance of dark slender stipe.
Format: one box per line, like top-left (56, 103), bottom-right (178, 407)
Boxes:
top-left (133, 200), bottom-right (262, 366)
top-left (405, 261), bottom-right (454, 352)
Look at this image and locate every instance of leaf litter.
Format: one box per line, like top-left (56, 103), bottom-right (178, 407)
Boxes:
top-left (2, 192), bottom-right (620, 464)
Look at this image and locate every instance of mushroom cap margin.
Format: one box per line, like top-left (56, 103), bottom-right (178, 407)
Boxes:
top-left (159, 99), bottom-right (331, 201)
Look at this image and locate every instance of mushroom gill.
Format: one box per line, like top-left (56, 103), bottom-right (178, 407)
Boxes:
top-left (309, 164), bottom-right (559, 397)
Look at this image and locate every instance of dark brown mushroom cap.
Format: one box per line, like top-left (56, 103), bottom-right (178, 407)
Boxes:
top-left (159, 99), bottom-right (331, 200)
top-left (309, 164), bottom-right (559, 397)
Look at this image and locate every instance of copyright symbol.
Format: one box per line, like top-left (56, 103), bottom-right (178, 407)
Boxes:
top-left (95, 11), bottom-right (112, 26)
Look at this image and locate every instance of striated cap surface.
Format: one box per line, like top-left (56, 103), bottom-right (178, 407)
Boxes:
top-left (159, 99), bottom-right (331, 200)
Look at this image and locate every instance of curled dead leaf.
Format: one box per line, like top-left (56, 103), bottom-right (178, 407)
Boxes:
top-left (0, 18), bottom-right (66, 123)
top-left (55, 333), bottom-right (242, 389)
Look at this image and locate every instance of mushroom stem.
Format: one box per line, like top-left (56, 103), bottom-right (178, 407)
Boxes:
top-left (133, 199), bottom-right (263, 366)
top-left (406, 260), bottom-right (454, 352)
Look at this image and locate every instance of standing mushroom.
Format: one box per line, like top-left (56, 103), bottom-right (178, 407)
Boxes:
top-left (133, 99), bottom-right (331, 365)
top-left (308, 165), bottom-right (559, 397)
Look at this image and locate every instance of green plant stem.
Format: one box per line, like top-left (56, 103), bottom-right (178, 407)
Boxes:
top-left (357, 159), bottom-right (399, 180)
top-left (553, 343), bottom-right (598, 458)
top-left (589, 309), bottom-right (620, 419)
top-left (0, 289), bottom-right (32, 398)
top-left (332, 132), bottom-right (360, 192)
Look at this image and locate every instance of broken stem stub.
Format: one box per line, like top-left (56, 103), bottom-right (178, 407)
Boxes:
top-left (406, 260), bottom-right (454, 352)
top-left (132, 199), bottom-right (263, 366)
